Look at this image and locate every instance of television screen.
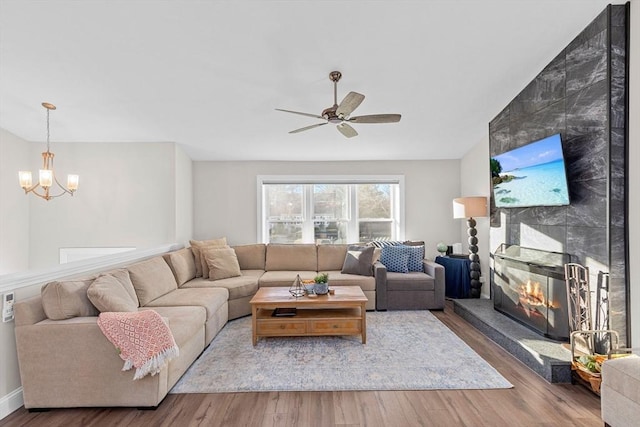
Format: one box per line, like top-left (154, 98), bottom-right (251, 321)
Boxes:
top-left (491, 133), bottom-right (570, 208)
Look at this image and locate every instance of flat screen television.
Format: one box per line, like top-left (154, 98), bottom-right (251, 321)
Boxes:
top-left (491, 133), bottom-right (570, 208)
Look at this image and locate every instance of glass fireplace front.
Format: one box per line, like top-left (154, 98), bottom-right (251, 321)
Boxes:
top-left (492, 244), bottom-right (571, 341)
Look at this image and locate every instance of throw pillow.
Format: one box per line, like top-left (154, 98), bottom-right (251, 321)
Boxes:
top-left (189, 237), bottom-right (227, 277)
top-left (402, 244), bottom-right (425, 272)
top-left (87, 274), bottom-right (139, 312)
top-left (41, 277), bottom-right (99, 320)
top-left (203, 247), bottom-right (242, 281)
top-left (369, 240), bottom-right (404, 248)
top-left (163, 248), bottom-right (197, 286)
top-left (341, 245), bottom-right (375, 276)
top-left (380, 245), bottom-right (410, 273)
top-left (372, 247), bottom-right (382, 264)
top-left (102, 268), bottom-right (140, 306)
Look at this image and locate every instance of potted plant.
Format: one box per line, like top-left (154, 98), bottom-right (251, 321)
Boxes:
top-left (313, 273), bottom-right (329, 295)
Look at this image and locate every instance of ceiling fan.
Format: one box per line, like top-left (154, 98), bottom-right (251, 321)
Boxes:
top-left (276, 71), bottom-right (401, 138)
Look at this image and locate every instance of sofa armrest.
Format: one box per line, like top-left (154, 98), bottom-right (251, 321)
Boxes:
top-left (423, 260), bottom-right (445, 309)
top-left (373, 261), bottom-right (388, 310)
top-left (15, 317), bottom-right (168, 409)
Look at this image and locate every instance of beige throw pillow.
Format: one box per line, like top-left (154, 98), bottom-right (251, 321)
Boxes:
top-left (41, 277), bottom-right (99, 320)
top-left (163, 247), bottom-right (196, 286)
top-left (341, 245), bottom-right (375, 276)
top-left (87, 274), bottom-right (139, 312)
top-left (101, 268), bottom-right (139, 306)
top-left (189, 237), bottom-right (227, 277)
top-left (203, 247), bottom-right (242, 281)
top-left (127, 257), bottom-right (177, 306)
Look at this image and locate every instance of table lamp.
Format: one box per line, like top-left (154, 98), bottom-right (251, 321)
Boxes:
top-left (453, 196), bottom-right (488, 298)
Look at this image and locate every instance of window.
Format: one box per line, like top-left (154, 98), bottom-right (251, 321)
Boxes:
top-left (258, 176), bottom-right (404, 244)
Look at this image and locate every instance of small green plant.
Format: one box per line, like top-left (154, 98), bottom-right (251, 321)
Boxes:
top-left (314, 273), bottom-right (329, 283)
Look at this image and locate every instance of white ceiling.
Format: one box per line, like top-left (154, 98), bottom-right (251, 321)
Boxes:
top-left (0, 0), bottom-right (615, 161)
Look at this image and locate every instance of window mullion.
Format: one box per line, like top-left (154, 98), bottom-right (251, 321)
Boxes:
top-left (349, 184), bottom-right (358, 243)
top-left (303, 185), bottom-right (314, 243)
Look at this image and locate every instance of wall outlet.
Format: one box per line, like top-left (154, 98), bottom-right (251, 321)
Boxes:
top-left (2, 292), bottom-right (15, 322)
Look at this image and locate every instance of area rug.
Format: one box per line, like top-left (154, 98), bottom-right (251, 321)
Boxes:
top-left (170, 311), bottom-right (513, 393)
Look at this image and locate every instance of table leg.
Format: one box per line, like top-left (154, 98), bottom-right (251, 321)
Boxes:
top-left (252, 305), bottom-right (258, 346)
top-left (361, 303), bottom-right (367, 344)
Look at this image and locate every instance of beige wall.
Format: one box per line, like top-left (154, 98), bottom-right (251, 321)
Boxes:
top-left (459, 136), bottom-right (491, 299)
top-left (174, 144), bottom-right (193, 246)
top-left (0, 138), bottom-right (194, 272)
top-left (26, 141), bottom-right (179, 269)
top-left (193, 160), bottom-right (462, 260)
top-left (0, 129), bottom-right (29, 274)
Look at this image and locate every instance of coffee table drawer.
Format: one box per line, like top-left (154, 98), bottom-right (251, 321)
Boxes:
top-left (257, 321), bottom-right (307, 335)
top-left (310, 319), bottom-right (361, 334)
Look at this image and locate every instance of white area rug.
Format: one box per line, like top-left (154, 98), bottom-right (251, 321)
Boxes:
top-left (170, 311), bottom-right (513, 393)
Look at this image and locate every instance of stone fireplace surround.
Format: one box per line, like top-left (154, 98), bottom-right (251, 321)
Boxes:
top-left (489, 4), bottom-right (630, 347)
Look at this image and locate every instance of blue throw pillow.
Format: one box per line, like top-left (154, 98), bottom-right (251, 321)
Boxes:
top-left (380, 246), bottom-right (410, 273)
top-left (402, 245), bottom-right (425, 272)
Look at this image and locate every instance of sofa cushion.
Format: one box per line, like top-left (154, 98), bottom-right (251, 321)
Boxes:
top-left (386, 271), bottom-right (435, 291)
top-left (317, 244), bottom-right (348, 271)
top-left (341, 245), bottom-right (375, 276)
top-left (41, 277), bottom-right (98, 320)
top-left (265, 244), bottom-right (317, 271)
top-left (163, 248), bottom-right (196, 286)
top-left (182, 273), bottom-right (259, 300)
top-left (144, 288), bottom-right (228, 320)
top-left (380, 246), bottom-right (410, 273)
top-left (259, 270), bottom-right (317, 287)
top-left (127, 257), bottom-right (178, 306)
top-left (203, 247), bottom-right (242, 281)
top-left (87, 274), bottom-right (138, 312)
top-left (139, 306), bottom-right (206, 348)
top-left (402, 244), bottom-right (425, 272)
top-left (232, 244), bottom-right (266, 270)
top-left (323, 271), bottom-right (376, 291)
top-left (189, 237), bottom-right (227, 277)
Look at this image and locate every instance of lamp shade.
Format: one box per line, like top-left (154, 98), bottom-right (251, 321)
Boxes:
top-left (453, 196), bottom-right (487, 219)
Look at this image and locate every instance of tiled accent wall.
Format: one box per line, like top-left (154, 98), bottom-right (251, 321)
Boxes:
top-left (489, 5), bottom-right (629, 344)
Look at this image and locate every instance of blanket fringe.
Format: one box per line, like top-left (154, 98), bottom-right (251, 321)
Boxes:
top-left (123, 345), bottom-right (180, 380)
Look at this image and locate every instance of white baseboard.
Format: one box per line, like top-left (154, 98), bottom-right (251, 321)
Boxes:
top-left (0, 387), bottom-right (23, 421)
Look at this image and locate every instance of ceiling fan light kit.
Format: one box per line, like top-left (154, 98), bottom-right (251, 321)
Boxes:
top-left (276, 71), bottom-right (401, 138)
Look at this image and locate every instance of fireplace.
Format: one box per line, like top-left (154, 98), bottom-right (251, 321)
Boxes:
top-left (491, 245), bottom-right (572, 341)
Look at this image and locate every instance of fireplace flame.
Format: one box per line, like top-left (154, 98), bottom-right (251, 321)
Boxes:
top-left (518, 280), bottom-right (553, 308)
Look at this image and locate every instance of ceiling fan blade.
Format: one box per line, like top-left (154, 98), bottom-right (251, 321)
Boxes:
top-left (275, 108), bottom-right (324, 120)
top-left (348, 114), bottom-right (401, 124)
top-left (336, 123), bottom-right (358, 138)
top-left (336, 92), bottom-right (365, 117)
top-left (289, 122), bottom-right (328, 134)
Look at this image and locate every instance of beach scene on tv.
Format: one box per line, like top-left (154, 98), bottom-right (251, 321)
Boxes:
top-left (491, 134), bottom-right (570, 208)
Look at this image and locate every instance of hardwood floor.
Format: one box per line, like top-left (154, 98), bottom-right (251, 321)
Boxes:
top-left (0, 301), bottom-right (602, 427)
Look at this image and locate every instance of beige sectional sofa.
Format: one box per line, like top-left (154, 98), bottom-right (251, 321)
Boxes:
top-left (14, 242), bottom-right (443, 410)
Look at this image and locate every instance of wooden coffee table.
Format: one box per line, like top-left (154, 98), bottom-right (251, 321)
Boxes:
top-left (249, 286), bottom-right (368, 346)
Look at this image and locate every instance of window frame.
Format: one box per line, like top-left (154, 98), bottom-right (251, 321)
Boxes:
top-left (257, 175), bottom-right (405, 244)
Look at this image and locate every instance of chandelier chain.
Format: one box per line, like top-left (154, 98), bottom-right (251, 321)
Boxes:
top-left (46, 107), bottom-right (51, 152)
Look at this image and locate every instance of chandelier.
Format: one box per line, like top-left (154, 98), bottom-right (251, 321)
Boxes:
top-left (18, 102), bottom-right (79, 201)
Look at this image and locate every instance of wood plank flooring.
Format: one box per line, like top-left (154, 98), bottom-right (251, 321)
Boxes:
top-left (0, 301), bottom-right (602, 427)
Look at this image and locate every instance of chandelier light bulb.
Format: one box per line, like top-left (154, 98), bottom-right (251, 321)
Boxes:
top-left (18, 171), bottom-right (33, 189)
top-left (67, 174), bottom-right (79, 191)
top-left (39, 169), bottom-right (53, 188)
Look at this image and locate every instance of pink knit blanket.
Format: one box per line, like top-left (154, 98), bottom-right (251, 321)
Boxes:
top-left (97, 310), bottom-right (179, 380)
